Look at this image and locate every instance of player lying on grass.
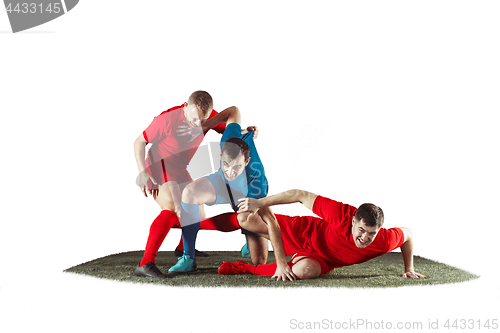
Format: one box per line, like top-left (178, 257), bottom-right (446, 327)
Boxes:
top-left (217, 189), bottom-right (425, 281)
top-left (134, 91), bottom-right (259, 278)
top-left (168, 106), bottom-right (291, 276)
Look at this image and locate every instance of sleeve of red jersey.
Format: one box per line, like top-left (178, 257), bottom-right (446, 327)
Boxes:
top-left (312, 195), bottom-right (358, 227)
top-left (379, 227), bottom-right (405, 253)
top-left (208, 110), bottom-right (227, 134)
top-left (143, 113), bottom-right (169, 144)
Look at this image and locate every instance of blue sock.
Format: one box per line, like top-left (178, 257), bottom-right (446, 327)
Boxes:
top-left (181, 201), bottom-right (200, 259)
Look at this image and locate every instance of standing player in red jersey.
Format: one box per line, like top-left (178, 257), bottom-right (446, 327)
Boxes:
top-left (217, 189), bottom-right (425, 280)
top-left (133, 91), bottom-right (259, 278)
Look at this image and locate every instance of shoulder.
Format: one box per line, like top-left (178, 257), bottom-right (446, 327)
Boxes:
top-left (312, 195), bottom-right (357, 226)
top-left (313, 195), bottom-right (357, 215)
top-left (374, 227), bottom-right (405, 248)
top-left (208, 109), bottom-right (219, 118)
top-left (158, 104), bottom-right (184, 117)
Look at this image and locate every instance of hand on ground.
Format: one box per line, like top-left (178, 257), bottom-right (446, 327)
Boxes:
top-left (402, 271), bottom-right (426, 278)
top-left (273, 263), bottom-right (297, 281)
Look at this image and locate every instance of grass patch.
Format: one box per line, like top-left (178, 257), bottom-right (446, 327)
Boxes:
top-left (64, 251), bottom-right (479, 288)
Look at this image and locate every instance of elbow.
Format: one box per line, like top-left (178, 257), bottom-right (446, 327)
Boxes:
top-left (133, 138), bottom-right (140, 151)
top-left (289, 189), bottom-right (310, 204)
top-left (134, 134), bottom-right (147, 148)
top-left (225, 106), bottom-right (241, 124)
top-left (230, 106), bottom-right (240, 118)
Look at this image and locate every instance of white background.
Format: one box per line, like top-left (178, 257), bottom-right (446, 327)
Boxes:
top-left (1, 1), bottom-right (499, 332)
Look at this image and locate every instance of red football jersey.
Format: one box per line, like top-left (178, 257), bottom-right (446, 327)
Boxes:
top-left (143, 103), bottom-right (226, 184)
top-left (276, 195), bottom-right (405, 271)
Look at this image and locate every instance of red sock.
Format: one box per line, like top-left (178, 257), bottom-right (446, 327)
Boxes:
top-left (199, 213), bottom-right (240, 232)
top-left (244, 261), bottom-right (293, 276)
top-left (140, 210), bottom-right (178, 266)
top-left (175, 212), bottom-right (240, 251)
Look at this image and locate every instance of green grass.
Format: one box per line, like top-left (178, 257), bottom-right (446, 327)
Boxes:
top-left (64, 251), bottom-right (479, 288)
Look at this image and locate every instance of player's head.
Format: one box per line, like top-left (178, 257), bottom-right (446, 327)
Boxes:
top-left (184, 91), bottom-right (213, 127)
top-left (351, 203), bottom-right (384, 248)
top-left (220, 137), bottom-right (250, 181)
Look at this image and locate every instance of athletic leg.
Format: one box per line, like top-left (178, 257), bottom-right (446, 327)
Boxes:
top-left (174, 204), bottom-right (208, 254)
top-left (245, 234), bottom-right (268, 265)
top-left (181, 178), bottom-right (216, 257)
top-left (200, 212), bottom-right (240, 231)
top-left (223, 211), bottom-right (324, 280)
top-left (219, 256), bottom-right (323, 280)
top-left (290, 256), bottom-right (322, 279)
top-left (237, 211), bottom-right (269, 264)
top-left (135, 182), bottom-right (179, 278)
top-left (237, 211), bottom-right (270, 238)
top-left (143, 182), bottom-right (179, 263)
top-left (169, 178), bottom-right (216, 272)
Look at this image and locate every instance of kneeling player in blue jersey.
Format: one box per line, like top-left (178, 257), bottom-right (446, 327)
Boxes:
top-left (169, 107), bottom-right (295, 281)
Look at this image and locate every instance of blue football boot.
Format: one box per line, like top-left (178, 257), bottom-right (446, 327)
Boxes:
top-left (168, 252), bottom-right (197, 273)
top-left (241, 241), bottom-right (251, 258)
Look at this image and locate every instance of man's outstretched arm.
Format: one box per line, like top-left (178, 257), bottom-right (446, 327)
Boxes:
top-left (237, 189), bottom-right (318, 281)
top-left (400, 227), bottom-right (425, 278)
top-left (201, 106), bottom-right (241, 131)
top-left (237, 189), bottom-right (318, 213)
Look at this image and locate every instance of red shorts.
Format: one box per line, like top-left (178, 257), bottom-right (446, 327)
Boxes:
top-left (276, 214), bottom-right (333, 275)
top-left (275, 214), bottom-right (307, 255)
top-left (146, 161), bottom-right (193, 187)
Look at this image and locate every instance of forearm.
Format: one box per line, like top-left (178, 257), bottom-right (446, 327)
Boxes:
top-left (259, 208), bottom-right (287, 266)
top-left (202, 106), bottom-right (240, 131)
top-left (257, 189), bottom-right (317, 211)
top-left (400, 229), bottom-right (415, 273)
top-left (134, 136), bottom-right (147, 173)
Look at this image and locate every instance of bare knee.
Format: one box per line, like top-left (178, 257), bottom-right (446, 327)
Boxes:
top-left (237, 212), bottom-right (250, 228)
top-left (295, 268), bottom-right (317, 280)
top-left (292, 258), bottom-right (322, 280)
top-left (181, 183), bottom-right (197, 204)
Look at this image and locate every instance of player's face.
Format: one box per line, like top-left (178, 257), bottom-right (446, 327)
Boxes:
top-left (221, 152), bottom-right (250, 181)
top-left (184, 104), bottom-right (209, 128)
top-left (351, 218), bottom-right (380, 248)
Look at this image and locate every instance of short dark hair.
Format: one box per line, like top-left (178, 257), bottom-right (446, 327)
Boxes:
top-left (187, 90), bottom-right (213, 116)
top-left (222, 137), bottom-right (250, 161)
top-left (354, 203), bottom-right (384, 228)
